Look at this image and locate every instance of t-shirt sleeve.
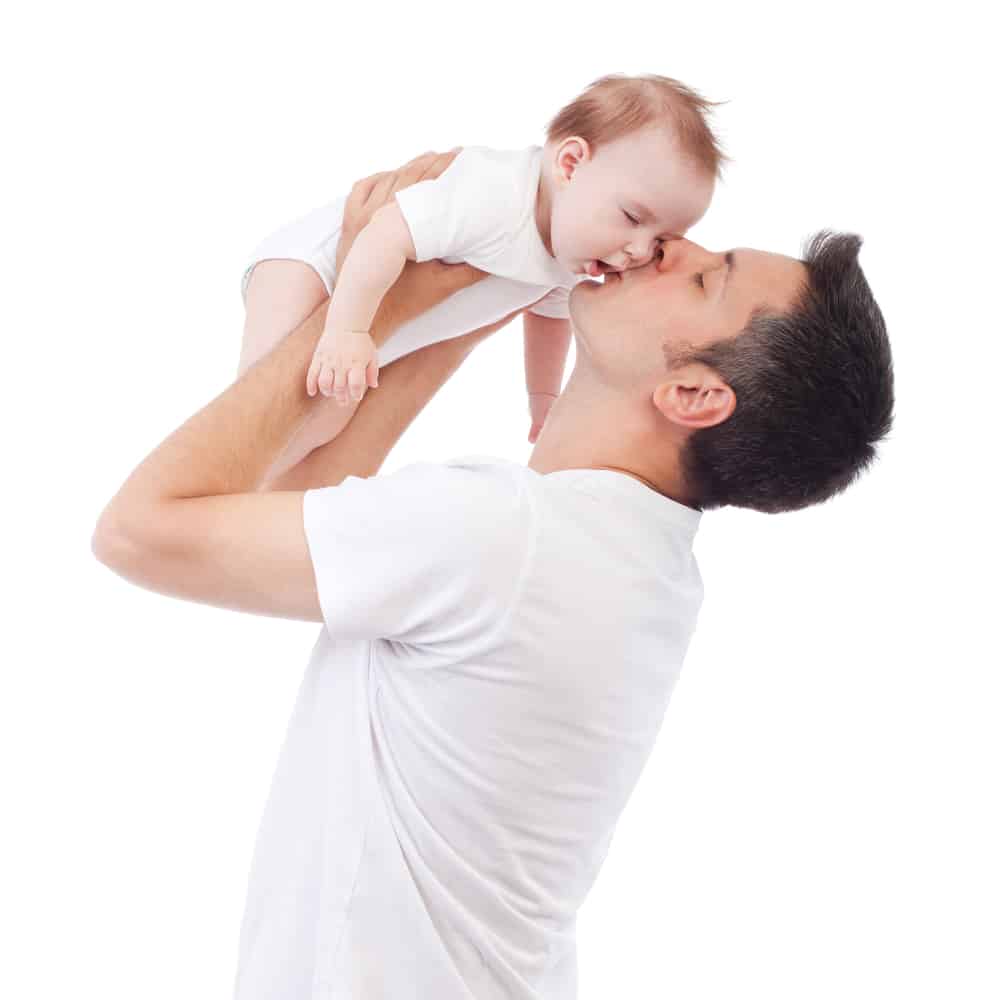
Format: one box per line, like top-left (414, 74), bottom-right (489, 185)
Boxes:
top-left (302, 460), bottom-right (531, 647)
top-left (393, 148), bottom-right (513, 263)
top-left (527, 285), bottom-right (572, 320)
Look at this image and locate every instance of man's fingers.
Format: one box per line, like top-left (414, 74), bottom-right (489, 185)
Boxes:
top-left (401, 150), bottom-right (447, 186)
top-left (386, 149), bottom-right (461, 199)
top-left (369, 171), bottom-right (401, 209)
top-left (348, 172), bottom-right (386, 211)
top-left (364, 154), bottom-right (435, 210)
top-left (347, 150), bottom-right (462, 222)
top-left (405, 149), bottom-right (460, 188)
top-left (398, 150), bottom-right (437, 176)
top-left (338, 149), bottom-right (462, 271)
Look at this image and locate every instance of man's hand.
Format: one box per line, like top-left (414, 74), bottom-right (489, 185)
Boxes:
top-left (92, 146), bottom-right (528, 623)
top-left (334, 149), bottom-right (462, 276)
top-left (335, 149), bottom-right (490, 341)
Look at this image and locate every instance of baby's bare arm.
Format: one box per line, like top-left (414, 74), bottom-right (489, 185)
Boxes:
top-left (523, 312), bottom-right (573, 397)
top-left (262, 149), bottom-right (533, 493)
top-left (326, 201), bottom-right (417, 335)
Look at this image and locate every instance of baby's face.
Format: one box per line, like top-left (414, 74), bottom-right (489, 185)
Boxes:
top-left (548, 126), bottom-right (715, 278)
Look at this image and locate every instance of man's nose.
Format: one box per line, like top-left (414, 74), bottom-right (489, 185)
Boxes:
top-left (655, 238), bottom-right (717, 271)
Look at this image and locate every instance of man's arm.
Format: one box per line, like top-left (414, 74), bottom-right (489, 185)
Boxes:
top-left (91, 153), bottom-right (513, 621)
top-left (264, 312), bottom-right (508, 493)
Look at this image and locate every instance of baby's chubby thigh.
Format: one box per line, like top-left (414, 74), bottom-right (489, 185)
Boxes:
top-left (237, 195), bottom-right (346, 374)
top-left (239, 257), bottom-right (359, 478)
top-left (237, 259), bottom-right (328, 376)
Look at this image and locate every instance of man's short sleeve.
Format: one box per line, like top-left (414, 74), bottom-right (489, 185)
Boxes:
top-left (394, 147), bottom-right (512, 263)
top-left (302, 460), bottom-right (531, 647)
top-left (527, 286), bottom-right (572, 320)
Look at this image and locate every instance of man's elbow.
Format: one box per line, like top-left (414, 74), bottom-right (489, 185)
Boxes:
top-left (91, 505), bottom-right (149, 574)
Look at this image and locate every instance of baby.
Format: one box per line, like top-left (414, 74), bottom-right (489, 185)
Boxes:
top-left (244, 74), bottom-right (724, 445)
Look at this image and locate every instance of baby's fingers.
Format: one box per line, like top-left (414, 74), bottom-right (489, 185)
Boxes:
top-left (306, 355), bottom-right (323, 397)
top-left (365, 358), bottom-right (379, 390)
top-left (318, 363), bottom-right (337, 399)
top-left (347, 366), bottom-right (368, 403)
top-left (332, 367), bottom-right (350, 406)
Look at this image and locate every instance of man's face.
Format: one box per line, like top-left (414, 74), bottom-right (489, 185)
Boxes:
top-left (569, 238), bottom-right (808, 382)
top-left (549, 128), bottom-right (715, 277)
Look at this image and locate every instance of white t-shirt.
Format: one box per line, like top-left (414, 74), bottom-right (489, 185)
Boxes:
top-left (233, 456), bottom-right (704, 1000)
top-left (241, 146), bottom-right (584, 367)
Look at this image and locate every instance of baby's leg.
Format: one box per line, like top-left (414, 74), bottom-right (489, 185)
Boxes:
top-left (237, 259), bottom-right (327, 375)
top-left (239, 259), bottom-right (363, 483)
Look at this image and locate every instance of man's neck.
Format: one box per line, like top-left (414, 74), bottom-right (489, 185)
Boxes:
top-left (527, 362), bottom-right (699, 509)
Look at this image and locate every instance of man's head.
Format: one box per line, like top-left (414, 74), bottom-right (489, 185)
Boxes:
top-left (567, 232), bottom-right (894, 513)
top-left (542, 74), bottom-right (724, 277)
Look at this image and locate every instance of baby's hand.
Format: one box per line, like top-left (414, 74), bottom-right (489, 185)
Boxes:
top-left (527, 391), bottom-right (558, 444)
top-left (307, 328), bottom-right (379, 405)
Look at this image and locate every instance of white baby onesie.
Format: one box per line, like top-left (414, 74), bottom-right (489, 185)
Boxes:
top-left (241, 146), bottom-right (585, 367)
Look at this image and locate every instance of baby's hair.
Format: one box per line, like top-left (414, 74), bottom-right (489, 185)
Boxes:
top-left (545, 73), bottom-right (728, 178)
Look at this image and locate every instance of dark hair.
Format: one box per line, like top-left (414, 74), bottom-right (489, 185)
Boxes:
top-left (677, 231), bottom-right (894, 513)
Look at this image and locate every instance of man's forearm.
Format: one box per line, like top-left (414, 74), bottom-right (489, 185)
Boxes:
top-left (263, 326), bottom-right (485, 493)
top-left (100, 304), bottom-right (326, 534)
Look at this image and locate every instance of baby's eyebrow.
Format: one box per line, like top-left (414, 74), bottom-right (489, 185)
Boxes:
top-left (634, 202), bottom-right (679, 240)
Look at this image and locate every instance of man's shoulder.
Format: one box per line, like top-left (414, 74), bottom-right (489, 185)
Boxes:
top-left (340, 455), bottom-right (530, 513)
top-left (407, 453), bottom-right (532, 504)
top-left (391, 455), bottom-right (535, 538)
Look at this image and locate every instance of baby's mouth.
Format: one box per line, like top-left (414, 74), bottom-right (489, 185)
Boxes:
top-left (586, 259), bottom-right (614, 277)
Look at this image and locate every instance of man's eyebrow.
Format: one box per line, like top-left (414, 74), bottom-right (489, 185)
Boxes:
top-left (722, 251), bottom-right (735, 299)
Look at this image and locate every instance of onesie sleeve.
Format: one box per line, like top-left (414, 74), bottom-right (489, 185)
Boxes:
top-left (527, 285), bottom-right (572, 320)
top-left (302, 460), bottom-right (531, 648)
top-left (394, 147), bottom-right (514, 263)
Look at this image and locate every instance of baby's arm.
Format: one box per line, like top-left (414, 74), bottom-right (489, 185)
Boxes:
top-left (307, 201), bottom-right (417, 402)
top-left (523, 311), bottom-right (573, 444)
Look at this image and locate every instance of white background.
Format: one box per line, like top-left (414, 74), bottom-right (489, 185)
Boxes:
top-left (3, 2), bottom-right (997, 998)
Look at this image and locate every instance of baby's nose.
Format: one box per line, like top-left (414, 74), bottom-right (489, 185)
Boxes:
top-left (626, 241), bottom-right (663, 268)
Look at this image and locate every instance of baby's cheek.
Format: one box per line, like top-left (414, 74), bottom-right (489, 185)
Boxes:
top-left (548, 211), bottom-right (578, 261)
top-left (553, 213), bottom-right (598, 260)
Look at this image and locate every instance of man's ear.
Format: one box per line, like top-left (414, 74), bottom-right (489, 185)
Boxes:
top-left (652, 363), bottom-right (736, 430)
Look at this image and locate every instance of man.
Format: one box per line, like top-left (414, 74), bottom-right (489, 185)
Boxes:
top-left (92, 151), bottom-right (893, 999)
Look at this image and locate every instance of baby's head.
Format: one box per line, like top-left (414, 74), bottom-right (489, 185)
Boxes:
top-left (542, 74), bottom-right (725, 277)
